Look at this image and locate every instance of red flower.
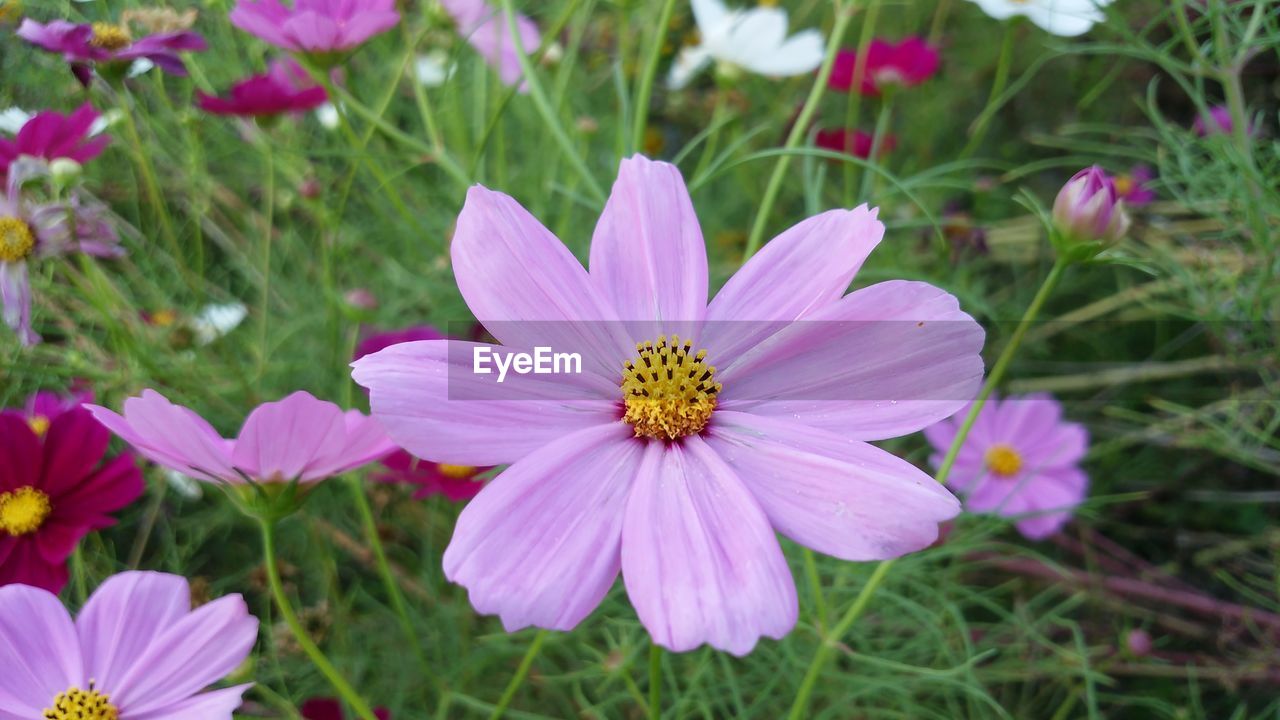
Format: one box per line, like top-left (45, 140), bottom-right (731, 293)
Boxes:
top-left (197, 60), bottom-right (328, 118)
top-left (814, 128), bottom-right (896, 159)
top-left (0, 103), bottom-right (109, 181)
top-left (830, 37), bottom-right (939, 96)
top-left (301, 698), bottom-right (391, 720)
top-left (0, 406), bottom-right (143, 592)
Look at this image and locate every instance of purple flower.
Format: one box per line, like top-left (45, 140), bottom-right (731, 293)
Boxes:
top-left (440, 0), bottom-right (541, 90)
top-left (1193, 104), bottom-right (1255, 137)
top-left (18, 18), bottom-right (207, 86)
top-left (924, 393), bottom-right (1089, 540)
top-left (0, 570), bottom-right (257, 718)
top-left (2, 158), bottom-right (122, 346)
top-left (86, 390), bottom-right (396, 485)
top-left (1052, 165), bottom-right (1129, 253)
top-left (352, 155), bottom-right (984, 654)
top-left (229, 0), bottom-right (401, 55)
top-left (1112, 164), bottom-right (1155, 206)
top-left (0, 103), bottom-right (109, 182)
top-left (197, 60), bottom-right (329, 118)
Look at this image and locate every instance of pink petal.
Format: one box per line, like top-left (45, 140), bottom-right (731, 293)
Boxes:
top-left (0, 583), bottom-right (83, 715)
top-left (229, 0), bottom-right (297, 50)
top-left (352, 339), bottom-right (619, 466)
top-left (230, 391), bottom-right (346, 482)
top-left (75, 572), bottom-right (191, 696)
top-left (451, 185), bottom-right (633, 381)
top-left (703, 206), bottom-right (884, 360)
top-left (589, 156), bottom-right (707, 330)
top-left (718, 280), bottom-right (985, 440)
top-left (299, 410), bottom-right (396, 480)
top-left (127, 684), bottom-right (252, 720)
top-left (282, 11), bottom-right (345, 51)
top-left (111, 594), bottom-right (257, 714)
top-left (85, 391), bottom-right (236, 482)
top-left (621, 437), bottom-right (797, 655)
top-left (443, 423), bottom-right (640, 632)
top-left (707, 411), bottom-right (959, 560)
top-left (1013, 467), bottom-right (1087, 540)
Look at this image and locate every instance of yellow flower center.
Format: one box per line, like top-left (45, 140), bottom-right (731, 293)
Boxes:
top-left (1113, 175), bottom-right (1134, 196)
top-left (0, 216), bottom-right (35, 263)
top-left (28, 415), bottom-right (51, 437)
top-left (0, 486), bottom-right (52, 536)
top-left (89, 22), bottom-right (133, 51)
top-left (437, 464), bottom-right (477, 479)
top-left (44, 683), bottom-right (119, 720)
top-left (621, 335), bottom-right (720, 441)
top-left (984, 444), bottom-right (1023, 477)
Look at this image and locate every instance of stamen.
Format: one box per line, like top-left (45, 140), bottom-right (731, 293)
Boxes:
top-left (984, 444), bottom-right (1023, 477)
top-left (0, 216), bottom-right (35, 263)
top-left (621, 335), bottom-right (721, 440)
top-left (43, 681), bottom-right (119, 720)
top-left (89, 22), bottom-right (133, 51)
top-left (28, 415), bottom-right (51, 437)
top-left (437, 464), bottom-right (478, 479)
top-left (0, 486), bottom-right (52, 536)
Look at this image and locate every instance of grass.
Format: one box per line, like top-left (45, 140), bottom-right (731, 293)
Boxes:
top-left (3, 0), bottom-right (1279, 717)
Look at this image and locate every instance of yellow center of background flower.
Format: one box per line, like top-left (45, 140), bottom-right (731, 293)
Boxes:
top-left (89, 22), bottom-right (132, 50)
top-left (0, 216), bottom-right (35, 263)
top-left (984, 444), bottom-right (1023, 477)
top-left (437, 463), bottom-right (477, 479)
top-left (0, 486), bottom-right (52, 536)
top-left (28, 415), bottom-right (51, 436)
top-left (621, 335), bottom-right (720, 440)
top-left (1113, 175), bottom-right (1134, 195)
top-left (44, 684), bottom-right (119, 720)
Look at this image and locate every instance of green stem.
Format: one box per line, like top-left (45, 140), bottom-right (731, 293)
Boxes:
top-left (498, 0), bottom-right (606, 203)
top-left (961, 18), bottom-right (1016, 158)
top-left (785, 257), bottom-right (1070, 720)
top-left (630, 0), bottom-right (680, 154)
top-left (115, 88), bottom-right (181, 267)
top-left (743, 0), bottom-right (855, 258)
top-left (488, 630), bottom-right (548, 720)
top-left (648, 643), bottom-right (663, 720)
top-left (842, 0), bottom-right (881, 208)
top-left (256, 135), bottom-right (274, 387)
top-left (857, 90), bottom-right (894, 201)
top-left (259, 520), bottom-right (380, 720)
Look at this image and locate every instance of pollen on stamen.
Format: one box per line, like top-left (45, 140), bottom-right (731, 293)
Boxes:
top-left (621, 334), bottom-right (721, 441)
top-left (43, 680), bottom-right (119, 720)
top-left (89, 22), bottom-right (133, 51)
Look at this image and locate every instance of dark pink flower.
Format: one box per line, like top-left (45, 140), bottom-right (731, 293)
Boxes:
top-left (1112, 164), bottom-right (1155, 206)
top-left (0, 104), bottom-right (109, 182)
top-left (18, 18), bottom-right (206, 86)
top-left (230, 0), bottom-right (400, 55)
top-left (23, 387), bottom-right (95, 436)
top-left (1193, 104), bottom-right (1255, 137)
top-left (0, 405), bottom-right (144, 592)
top-left (814, 128), bottom-right (896, 159)
top-left (197, 60), bottom-right (329, 118)
top-left (830, 37), bottom-right (939, 96)
top-left (301, 697), bottom-right (391, 720)
top-left (355, 325), bottom-right (445, 360)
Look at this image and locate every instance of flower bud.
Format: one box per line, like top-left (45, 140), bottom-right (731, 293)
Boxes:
top-left (1051, 166), bottom-right (1129, 261)
top-left (49, 157), bottom-right (83, 189)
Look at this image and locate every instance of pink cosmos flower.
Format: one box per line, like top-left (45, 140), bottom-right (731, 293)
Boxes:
top-left (197, 60), bottom-right (329, 118)
top-left (86, 390), bottom-right (396, 485)
top-left (352, 155), bottom-right (984, 654)
top-left (355, 326), bottom-right (493, 503)
top-left (2, 158), bottom-right (122, 346)
top-left (924, 393), bottom-right (1089, 540)
top-left (1193, 104), bottom-right (1255, 137)
top-left (1112, 164), bottom-right (1155, 206)
top-left (0, 103), bottom-right (109, 182)
top-left (814, 128), bottom-right (896, 159)
top-left (301, 697), bottom-right (391, 720)
top-left (830, 37), bottom-right (940, 96)
top-left (0, 570), bottom-right (257, 718)
top-left (0, 400), bottom-right (143, 593)
top-left (229, 0), bottom-right (401, 55)
top-left (440, 0), bottom-right (541, 90)
top-left (18, 18), bottom-right (207, 86)
top-left (1052, 165), bottom-right (1129, 248)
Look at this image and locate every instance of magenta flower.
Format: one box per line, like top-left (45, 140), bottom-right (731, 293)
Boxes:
top-left (814, 128), bottom-right (896, 159)
top-left (831, 37), bottom-right (940, 96)
top-left (1, 400), bottom-right (143, 593)
top-left (924, 393), bottom-right (1089, 540)
top-left (0, 570), bottom-right (257, 718)
top-left (0, 104), bottom-right (109, 182)
top-left (197, 60), bottom-right (329, 118)
top-left (86, 390), bottom-right (396, 485)
top-left (229, 0), bottom-right (401, 55)
top-left (440, 0), bottom-right (541, 90)
top-left (352, 155), bottom-right (984, 654)
top-left (2, 158), bottom-right (123, 345)
top-left (302, 697), bottom-right (391, 720)
top-left (1112, 164), bottom-right (1155, 206)
top-left (18, 18), bottom-right (207, 86)
top-left (1052, 165), bottom-right (1129, 251)
top-left (1193, 104), bottom-right (1255, 137)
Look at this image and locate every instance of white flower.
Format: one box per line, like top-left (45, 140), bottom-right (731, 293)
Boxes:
top-left (191, 302), bottom-right (247, 345)
top-left (415, 50), bottom-right (456, 87)
top-left (966, 0), bottom-right (1114, 37)
top-left (0, 107), bottom-right (31, 134)
top-left (668, 0), bottom-right (825, 89)
top-left (163, 468), bottom-right (204, 499)
top-left (315, 102), bottom-right (340, 130)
